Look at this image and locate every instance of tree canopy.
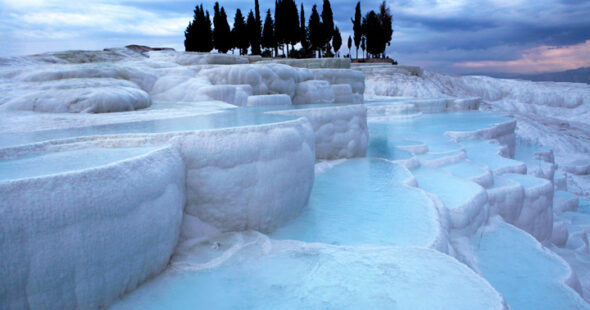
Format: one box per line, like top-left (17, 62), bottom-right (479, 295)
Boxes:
top-left (308, 5), bottom-right (323, 57)
top-left (362, 1), bottom-right (393, 58)
top-left (232, 9), bottom-right (250, 55)
top-left (261, 9), bottom-right (276, 54)
top-left (213, 3), bottom-right (232, 53)
top-left (247, 10), bottom-right (261, 55)
top-left (185, 4), bottom-right (213, 52)
top-left (351, 2), bottom-right (362, 59)
top-left (332, 26), bottom-right (342, 56)
top-left (321, 0), bottom-right (334, 54)
top-left (184, 0), bottom-right (394, 59)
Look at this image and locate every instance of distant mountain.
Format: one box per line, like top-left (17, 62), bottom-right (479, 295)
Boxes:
top-left (468, 67), bottom-right (590, 84)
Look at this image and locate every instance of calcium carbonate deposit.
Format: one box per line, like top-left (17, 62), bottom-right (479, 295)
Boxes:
top-left (1, 47), bottom-right (589, 310)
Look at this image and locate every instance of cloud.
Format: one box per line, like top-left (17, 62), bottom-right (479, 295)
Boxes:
top-left (373, 0), bottom-right (590, 73)
top-left (1, 0), bottom-right (589, 75)
top-left (455, 40), bottom-right (590, 74)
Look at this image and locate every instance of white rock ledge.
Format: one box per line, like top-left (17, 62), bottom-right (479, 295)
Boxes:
top-left (0, 146), bottom-right (186, 310)
top-left (0, 117), bottom-right (317, 234)
top-left (268, 104), bottom-right (368, 159)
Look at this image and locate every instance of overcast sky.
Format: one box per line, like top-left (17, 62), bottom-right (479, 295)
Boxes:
top-left (1, 0), bottom-right (589, 74)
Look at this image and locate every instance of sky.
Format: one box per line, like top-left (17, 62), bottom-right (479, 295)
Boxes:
top-left (1, 0), bottom-right (589, 75)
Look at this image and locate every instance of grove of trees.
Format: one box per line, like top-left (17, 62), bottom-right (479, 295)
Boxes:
top-left (184, 0), bottom-right (393, 60)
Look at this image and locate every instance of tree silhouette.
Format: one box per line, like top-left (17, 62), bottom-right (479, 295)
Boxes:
top-left (362, 2), bottom-right (393, 58)
top-left (308, 4), bottom-right (323, 58)
top-left (284, 0), bottom-right (300, 54)
top-left (351, 2), bottom-right (362, 59)
top-left (378, 1), bottom-right (393, 58)
top-left (261, 9), bottom-right (276, 56)
top-left (213, 3), bottom-right (232, 53)
top-left (202, 9), bottom-right (213, 52)
top-left (321, 0), bottom-right (334, 55)
top-left (347, 35), bottom-right (352, 58)
top-left (274, 0), bottom-right (285, 56)
top-left (184, 20), bottom-right (197, 52)
top-left (300, 3), bottom-right (310, 53)
top-left (232, 9), bottom-right (249, 55)
top-left (247, 10), bottom-right (261, 55)
top-left (185, 4), bottom-right (213, 52)
top-left (254, 0), bottom-right (262, 55)
top-left (332, 26), bottom-right (342, 57)
top-left (361, 36), bottom-right (366, 59)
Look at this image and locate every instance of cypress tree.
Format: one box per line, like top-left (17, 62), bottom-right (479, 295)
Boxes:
top-left (247, 10), bottom-right (261, 55)
top-left (320, 0), bottom-right (334, 55)
top-left (377, 1), bottom-right (393, 58)
top-left (262, 9), bottom-right (276, 56)
top-left (184, 19), bottom-right (197, 52)
top-left (364, 9), bottom-right (390, 58)
top-left (255, 0), bottom-right (261, 27)
top-left (332, 26), bottom-right (342, 57)
top-left (232, 9), bottom-right (250, 55)
top-left (361, 31), bottom-right (366, 58)
top-left (213, 3), bottom-right (221, 50)
top-left (185, 5), bottom-right (213, 52)
top-left (200, 7), bottom-right (213, 52)
top-left (213, 3), bottom-right (232, 53)
top-left (347, 35), bottom-right (352, 58)
top-left (300, 3), bottom-right (309, 53)
top-left (351, 2), bottom-right (362, 59)
top-left (274, 0), bottom-right (285, 56)
top-left (254, 0), bottom-right (262, 55)
top-left (284, 0), bottom-right (300, 54)
top-left (308, 4), bottom-right (323, 58)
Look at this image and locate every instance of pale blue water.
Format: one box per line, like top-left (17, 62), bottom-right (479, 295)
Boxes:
top-left (271, 158), bottom-right (438, 247)
top-left (504, 173), bottom-right (549, 188)
top-left (0, 147), bottom-right (154, 181)
top-left (413, 167), bottom-right (483, 209)
top-left (111, 236), bottom-right (501, 310)
top-left (461, 140), bottom-right (525, 172)
top-left (473, 220), bottom-right (590, 310)
top-left (490, 175), bottom-right (520, 189)
top-left (514, 139), bottom-right (551, 163)
top-left (364, 97), bottom-right (415, 103)
top-left (7, 105), bottom-right (582, 308)
top-left (0, 109), bottom-right (295, 148)
top-left (441, 160), bottom-right (489, 180)
top-left (367, 137), bottom-right (414, 161)
top-left (368, 112), bottom-right (510, 155)
top-left (112, 241), bottom-right (407, 310)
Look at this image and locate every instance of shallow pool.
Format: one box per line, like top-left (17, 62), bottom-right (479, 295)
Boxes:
top-left (0, 147), bottom-right (155, 181)
top-left (272, 158), bottom-right (439, 247)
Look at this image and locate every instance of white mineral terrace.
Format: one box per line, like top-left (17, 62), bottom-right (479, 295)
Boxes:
top-left (0, 47), bottom-right (589, 309)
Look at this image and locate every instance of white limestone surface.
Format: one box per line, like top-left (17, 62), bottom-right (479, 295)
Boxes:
top-left (246, 94), bottom-right (292, 107)
top-left (199, 64), bottom-right (312, 97)
top-left (174, 118), bottom-right (316, 232)
top-left (0, 146), bottom-right (186, 310)
top-left (0, 114), bottom-right (316, 234)
top-left (292, 80), bottom-right (335, 105)
top-left (505, 173), bottom-right (554, 242)
top-left (0, 76), bottom-right (152, 113)
top-left (258, 58), bottom-right (351, 69)
top-left (311, 68), bottom-right (365, 99)
top-left (331, 84), bottom-right (354, 104)
top-left (268, 105), bottom-right (368, 159)
top-left (487, 176), bottom-right (525, 224)
top-left (112, 231), bottom-right (507, 310)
